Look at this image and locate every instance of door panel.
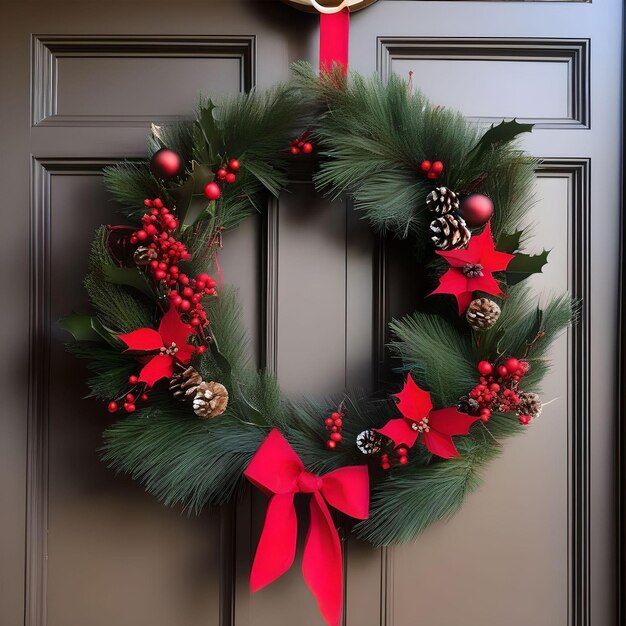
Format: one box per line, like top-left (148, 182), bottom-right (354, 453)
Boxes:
top-left (0, 1), bottom-right (621, 626)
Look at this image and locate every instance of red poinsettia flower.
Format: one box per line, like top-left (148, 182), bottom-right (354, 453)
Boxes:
top-left (430, 221), bottom-right (514, 314)
top-left (118, 306), bottom-right (195, 387)
top-left (375, 374), bottom-right (480, 458)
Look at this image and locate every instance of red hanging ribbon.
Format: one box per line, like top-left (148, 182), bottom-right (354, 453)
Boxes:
top-left (319, 8), bottom-right (350, 73)
top-left (244, 429), bottom-right (369, 626)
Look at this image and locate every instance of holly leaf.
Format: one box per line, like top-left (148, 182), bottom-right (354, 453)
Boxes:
top-left (195, 100), bottom-right (223, 163)
top-left (169, 161), bottom-right (214, 227)
top-left (505, 250), bottom-right (550, 285)
top-left (60, 313), bottom-right (121, 347)
top-left (497, 230), bottom-right (523, 254)
top-left (468, 119), bottom-right (533, 161)
top-left (102, 266), bottom-right (155, 299)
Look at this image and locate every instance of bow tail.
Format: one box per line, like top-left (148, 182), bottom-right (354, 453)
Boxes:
top-left (250, 492), bottom-right (297, 592)
top-left (302, 492), bottom-right (343, 626)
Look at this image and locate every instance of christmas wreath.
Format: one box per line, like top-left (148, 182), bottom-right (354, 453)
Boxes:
top-left (62, 64), bottom-right (573, 626)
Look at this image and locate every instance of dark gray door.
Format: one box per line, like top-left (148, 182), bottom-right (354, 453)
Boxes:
top-left (0, 1), bottom-right (621, 626)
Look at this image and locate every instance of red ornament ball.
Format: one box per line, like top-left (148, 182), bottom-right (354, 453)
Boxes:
top-left (107, 401), bottom-right (118, 413)
top-left (217, 168), bottom-right (227, 179)
top-left (225, 172), bottom-right (236, 184)
top-left (460, 194), bottom-right (494, 228)
top-left (477, 360), bottom-right (493, 376)
top-left (204, 182), bottom-right (221, 201)
top-left (430, 161), bottom-right (444, 174)
top-left (150, 148), bottom-right (182, 179)
top-left (228, 159), bottom-right (241, 171)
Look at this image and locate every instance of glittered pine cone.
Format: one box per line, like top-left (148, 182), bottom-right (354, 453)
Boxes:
top-left (430, 213), bottom-right (471, 250)
top-left (457, 395), bottom-right (480, 416)
top-left (426, 187), bottom-right (460, 215)
top-left (465, 298), bottom-right (501, 331)
top-left (169, 366), bottom-right (203, 401)
top-left (192, 381), bottom-right (229, 419)
top-left (517, 391), bottom-right (542, 418)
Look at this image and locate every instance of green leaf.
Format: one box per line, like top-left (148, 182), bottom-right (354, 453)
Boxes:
top-left (60, 313), bottom-right (122, 347)
top-left (102, 266), bottom-right (155, 299)
top-left (497, 230), bottom-right (523, 254)
top-left (469, 119), bottom-right (533, 161)
top-left (195, 100), bottom-right (223, 163)
top-left (169, 161), bottom-right (214, 227)
top-left (506, 250), bottom-right (550, 285)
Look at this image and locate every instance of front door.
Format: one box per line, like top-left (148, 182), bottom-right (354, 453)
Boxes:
top-left (0, 1), bottom-right (621, 625)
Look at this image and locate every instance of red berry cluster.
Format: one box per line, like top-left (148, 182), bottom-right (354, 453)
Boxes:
top-left (324, 409), bottom-right (344, 449)
top-left (420, 160), bottom-right (444, 180)
top-left (381, 446), bottom-right (408, 470)
top-left (167, 272), bottom-right (217, 327)
top-left (290, 131), bottom-right (313, 156)
top-left (204, 158), bottom-right (241, 201)
top-left (470, 358), bottom-right (531, 424)
top-left (107, 375), bottom-right (151, 414)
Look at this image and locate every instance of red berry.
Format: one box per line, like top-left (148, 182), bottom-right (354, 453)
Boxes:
top-left (173, 295), bottom-right (183, 307)
top-left (225, 172), bottom-right (236, 184)
top-left (126, 393), bottom-right (135, 402)
top-left (197, 273), bottom-right (210, 283)
top-left (290, 146), bottom-right (300, 155)
top-left (426, 171), bottom-right (438, 179)
top-left (489, 383), bottom-right (500, 392)
top-left (431, 161), bottom-right (444, 174)
top-left (325, 418), bottom-right (334, 427)
top-left (144, 198), bottom-right (152, 207)
top-left (190, 317), bottom-right (201, 326)
top-left (145, 224), bottom-right (157, 236)
top-left (182, 287), bottom-right (194, 298)
top-left (153, 198), bottom-right (163, 209)
top-left (398, 456), bottom-right (409, 465)
top-left (107, 401), bottom-right (118, 413)
top-left (420, 160), bottom-right (432, 172)
top-left (519, 415), bottom-right (532, 425)
top-left (204, 182), bottom-right (221, 201)
top-left (154, 270), bottom-right (166, 280)
top-left (477, 361), bottom-right (493, 376)
top-left (498, 365), bottom-right (509, 378)
top-left (136, 230), bottom-right (148, 241)
top-left (140, 393), bottom-right (149, 401)
top-left (180, 300), bottom-right (191, 311)
top-left (129, 375), bottom-right (138, 384)
top-left (326, 440), bottom-right (337, 450)
top-left (331, 412), bottom-right (342, 420)
top-left (505, 357), bottom-right (520, 373)
top-left (331, 426), bottom-right (338, 432)
top-left (124, 403), bottom-right (136, 413)
top-left (396, 447), bottom-right (408, 456)
top-left (333, 418), bottom-right (343, 428)
top-left (302, 143), bottom-right (313, 154)
top-left (228, 159), bottom-right (241, 171)
top-left (196, 345), bottom-right (207, 354)
top-left (217, 168), bottom-right (227, 179)
top-left (381, 462), bottom-right (391, 470)
top-left (330, 432), bottom-right (342, 443)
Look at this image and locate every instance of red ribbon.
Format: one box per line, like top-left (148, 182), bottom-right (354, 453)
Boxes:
top-left (244, 429), bottom-right (369, 626)
top-left (319, 8), bottom-right (350, 73)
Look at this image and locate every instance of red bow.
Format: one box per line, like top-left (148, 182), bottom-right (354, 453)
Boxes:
top-left (244, 429), bottom-right (369, 626)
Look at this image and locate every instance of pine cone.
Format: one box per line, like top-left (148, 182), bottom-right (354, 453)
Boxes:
top-left (517, 391), bottom-right (542, 418)
top-left (466, 298), bottom-right (501, 331)
top-left (430, 213), bottom-right (471, 250)
top-left (426, 187), bottom-right (460, 215)
top-left (169, 366), bottom-right (203, 401)
top-left (457, 395), bottom-right (480, 416)
top-left (133, 245), bottom-right (157, 266)
top-left (356, 429), bottom-right (385, 455)
top-left (193, 381), bottom-right (229, 419)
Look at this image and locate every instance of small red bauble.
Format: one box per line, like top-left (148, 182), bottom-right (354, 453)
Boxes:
top-left (228, 159), bottom-right (241, 171)
top-left (225, 172), bottom-right (236, 184)
top-left (459, 194), bottom-right (494, 228)
top-left (150, 148), bottom-right (182, 179)
top-left (477, 360), bottom-right (493, 376)
top-left (420, 160), bottom-right (431, 172)
top-left (204, 182), bottom-right (221, 201)
top-left (430, 161), bottom-right (444, 174)
top-left (302, 142), bottom-right (313, 154)
top-left (107, 401), bottom-right (118, 413)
